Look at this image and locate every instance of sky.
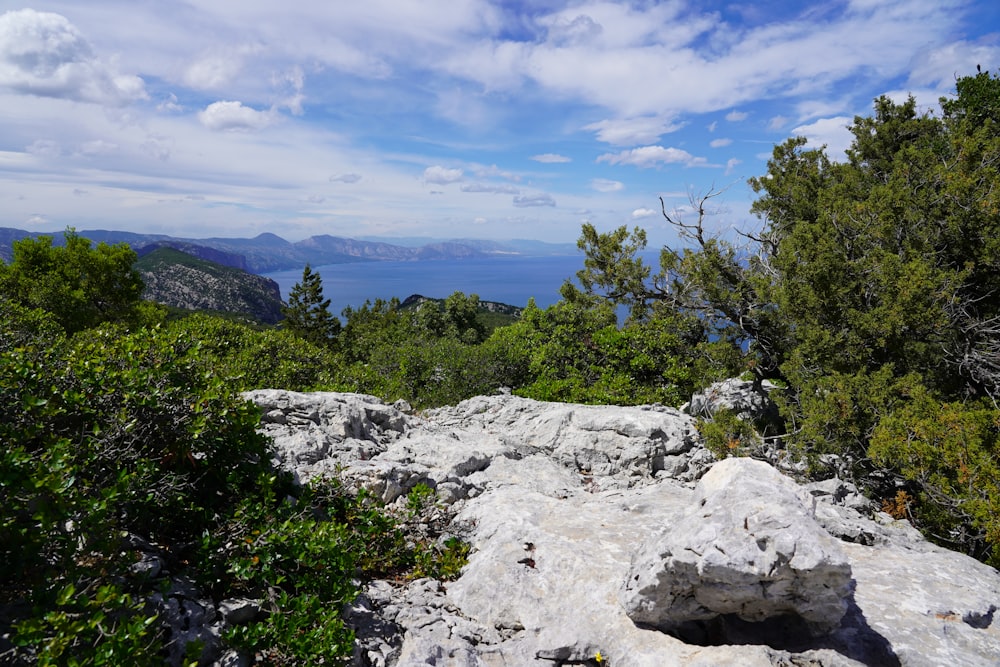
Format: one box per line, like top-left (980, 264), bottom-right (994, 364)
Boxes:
top-left (2, 1), bottom-right (999, 246)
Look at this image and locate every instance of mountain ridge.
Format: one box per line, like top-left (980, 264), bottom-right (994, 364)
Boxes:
top-left (0, 227), bottom-right (578, 274)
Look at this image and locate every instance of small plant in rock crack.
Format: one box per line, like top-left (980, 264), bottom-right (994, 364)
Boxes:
top-left (410, 536), bottom-right (471, 581)
top-left (406, 482), bottom-right (438, 517)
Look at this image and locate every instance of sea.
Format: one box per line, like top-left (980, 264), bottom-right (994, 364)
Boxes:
top-left (263, 253), bottom-right (594, 317)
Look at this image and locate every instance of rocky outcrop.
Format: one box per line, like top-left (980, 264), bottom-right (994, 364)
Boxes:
top-left (241, 390), bottom-right (1000, 667)
top-left (621, 459), bottom-right (854, 638)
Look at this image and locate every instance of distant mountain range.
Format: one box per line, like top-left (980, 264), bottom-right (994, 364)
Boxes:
top-left (0, 227), bottom-right (578, 274)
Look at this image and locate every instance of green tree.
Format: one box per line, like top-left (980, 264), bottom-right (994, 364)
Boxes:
top-left (0, 229), bottom-right (145, 334)
top-left (281, 263), bottom-right (341, 346)
top-left (567, 70), bottom-right (1000, 563)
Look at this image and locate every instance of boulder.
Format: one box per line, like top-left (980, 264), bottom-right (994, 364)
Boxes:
top-left (620, 458), bottom-right (854, 638)
top-left (685, 378), bottom-right (779, 423)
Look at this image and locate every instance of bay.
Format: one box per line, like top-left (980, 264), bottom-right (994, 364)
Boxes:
top-left (263, 253), bottom-right (590, 317)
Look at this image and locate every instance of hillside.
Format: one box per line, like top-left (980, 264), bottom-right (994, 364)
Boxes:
top-left (135, 247), bottom-right (285, 323)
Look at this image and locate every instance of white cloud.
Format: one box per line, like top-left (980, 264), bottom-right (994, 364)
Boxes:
top-left (157, 93), bottom-right (183, 113)
top-left (184, 53), bottom-right (245, 90)
top-left (725, 110), bottom-right (748, 122)
top-left (0, 9), bottom-right (146, 106)
top-left (768, 115), bottom-right (789, 131)
top-left (461, 183), bottom-right (520, 194)
top-left (631, 207), bottom-right (657, 219)
top-left (596, 145), bottom-right (704, 168)
top-left (531, 153), bottom-right (572, 163)
top-left (422, 165), bottom-right (464, 184)
top-left (78, 140), bottom-right (118, 156)
top-left (198, 101), bottom-right (274, 131)
top-left (585, 116), bottom-right (683, 145)
top-left (791, 116), bottom-right (853, 160)
top-left (473, 164), bottom-right (521, 182)
top-left (590, 178), bottom-right (623, 192)
top-left (26, 139), bottom-right (61, 157)
top-left (330, 173), bottom-right (362, 183)
top-left (724, 157), bottom-right (741, 175)
top-left (513, 193), bottom-right (556, 207)
top-left (710, 138), bottom-right (732, 148)
top-left (908, 41), bottom-right (1000, 89)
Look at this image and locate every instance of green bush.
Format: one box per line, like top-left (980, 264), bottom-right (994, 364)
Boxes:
top-left (165, 313), bottom-right (342, 391)
top-left (870, 385), bottom-right (1000, 566)
top-left (0, 307), bottom-right (288, 663)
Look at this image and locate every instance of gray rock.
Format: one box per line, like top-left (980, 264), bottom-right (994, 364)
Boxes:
top-left (217, 598), bottom-right (260, 626)
top-left (686, 378), bottom-right (779, 423)
top-left (620, 458), bottom-right (854, 637)
top-left (238, 389), bottom-right (1000, 667)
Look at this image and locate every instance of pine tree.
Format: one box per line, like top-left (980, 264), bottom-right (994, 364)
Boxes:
top-left (281, 264), bottom-right (340, 346)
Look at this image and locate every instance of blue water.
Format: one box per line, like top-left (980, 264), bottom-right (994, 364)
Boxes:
top-left (264, 254), bottom-right (589, 317)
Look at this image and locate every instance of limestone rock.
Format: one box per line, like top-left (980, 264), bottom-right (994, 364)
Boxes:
top-left (236, 389), bottom-right (1000, 667)
top-left (621, 458), bottom-right (854, 638)
top-left (685, 378), bottom-right (779, 423)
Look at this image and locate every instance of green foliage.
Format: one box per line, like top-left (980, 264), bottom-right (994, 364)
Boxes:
top-left (0, 298), bottom-right (477, 663)
top-left (870, 385), bottom-right (1000, 566)
top-left (281, 263), bottom-right (341, 346)
top-left (654, 70), bottom-right (1000, 562)
top-left (335, 295), bottom-right (517, 407)
top-left (553, 70), bottom-right (1000, 565)
top-left (410, 537), bottom-right (471, 581)
top-left (698, 409), bottom-right (766, 460)
top-left (165, 312), bottom-right (342, 391)
top-left (0, 304), bottom-right (286, 663)
top-left (496, 304), bottom-right (693, 405)
top-left (0, 229), bottom-right (146, 334)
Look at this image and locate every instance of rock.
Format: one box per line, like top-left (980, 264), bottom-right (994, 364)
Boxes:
top-left (236, 389), bottom-right (1000, 667)
top-left (420, 394), bottom-right (707, 486)
top-left (218, 598), bottom-right (260, 626)
top-left (685, 378), bottom-right (779, 423)
top-left (245, 390), bottom-right (408, 483)
top-left (620, 459), bottom-right (854, 639)
top-left (148, 577), bottom-right (222, 666)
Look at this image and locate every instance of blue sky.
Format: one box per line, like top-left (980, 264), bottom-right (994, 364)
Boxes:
top-left (2, 1), bottom-right (999, 246)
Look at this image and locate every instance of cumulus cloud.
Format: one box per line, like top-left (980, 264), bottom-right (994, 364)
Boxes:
top-left (198, 101), bottom-right (274, 131)
top-left (590, 178), bottom-right (623, 193)
top-left (330, 173), bottom-right (362, 183)
top-left (709, 138), bottom-right (732, 148)
top-left (0, 9), bottom-right (146, 106)
top-left (724, 157), bottom-right (741, 175)
top-left (531, 153), bottom-right (571, 163)
top-left (725, 110), bottom-right (748, 122)
top-left (422, 165), bottom-right (464, 184)
top-left (461, 183), bottom-right (520, 194)
top-left (513, 193), bottom-right (556, 207)
top-left (791, 116), bottom-right (853, 160)
top-left (183, 44), bottom-right (263, 90)
top-left (585, 116), bottom-right (683, 145)
top-left (597, 145), bottom-right (704, 168)
top-left (631, 207), bottom-right (657, 219)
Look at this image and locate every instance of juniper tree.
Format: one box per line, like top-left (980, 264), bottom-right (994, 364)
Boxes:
top-left (281, 264), bottom-right (340, 346)
top-left (568, 69), bottom-right (1000, 564)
